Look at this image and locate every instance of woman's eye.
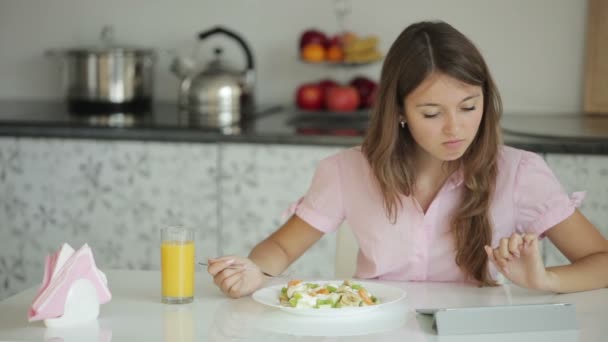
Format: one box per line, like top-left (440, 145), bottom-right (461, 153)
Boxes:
top-left (462, 106), bottom-right (476, 111)
top-left (423, 113), bottom-right (439, 118)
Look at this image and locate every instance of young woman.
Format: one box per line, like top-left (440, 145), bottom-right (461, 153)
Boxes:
top-left (208, 21), bottom-right (608, 298)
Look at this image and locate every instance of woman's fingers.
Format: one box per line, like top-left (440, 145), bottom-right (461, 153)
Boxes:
top-left (508, 233), bottom-right (523, 258)
top-left (220, 269), bottom-right (246, 296)
top-left (206, 255), bottom-right (265, 298)
top-left (213, 267), bottom-right (245, 288)
top-left (498, 238), bottom-right (511, 261)
top-left (484, 245), bottom-right (503, 267)
top-left (522, 234), bottom-right (540, 258)
top-left (485, 245), bottom-right (509, 275)
top-left (227, 278), bottom-right (244, 298)
top-left (207, 256), bottom-right (241, 276)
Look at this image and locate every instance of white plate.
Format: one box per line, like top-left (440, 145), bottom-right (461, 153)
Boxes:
top-left (252, 280), bottom-right (406, 316)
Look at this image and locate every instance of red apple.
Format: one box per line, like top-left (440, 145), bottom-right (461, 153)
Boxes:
top-left (325, 85), bottom-right (360, 112)
top-left (349, 76), bottom-right (378, 108)
top-left (326, 35), bottom-right (342, 48)
top-left (327, 32), bottom-right (357, 47)
top-left (317, 79), bottom-right (339, 107)
top-left (295, 83), bottom-right (324, 110)
top-left (318, 79), bottom-right (339, 93)
top-left (299, 29), bottom-right (328, 50)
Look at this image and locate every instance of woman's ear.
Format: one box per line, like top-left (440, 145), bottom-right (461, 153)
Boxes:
top-left (399, 115), bottom-right (407, 128)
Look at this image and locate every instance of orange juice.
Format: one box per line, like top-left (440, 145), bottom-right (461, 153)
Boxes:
top-left (161, 240), bottom-right (195, 301)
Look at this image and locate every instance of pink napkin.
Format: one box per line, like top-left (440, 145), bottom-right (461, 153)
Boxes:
top-left (28, 243), bottom-right (112, 322)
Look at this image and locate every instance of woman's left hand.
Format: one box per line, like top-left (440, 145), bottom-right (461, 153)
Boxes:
top-left (484, 233), bottom-right (555, 291)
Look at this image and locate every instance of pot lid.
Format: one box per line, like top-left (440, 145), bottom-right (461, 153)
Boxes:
top-left (53, 25), bottom-right (155, 56)
top-left (63, 47), bottom-right (155, 56)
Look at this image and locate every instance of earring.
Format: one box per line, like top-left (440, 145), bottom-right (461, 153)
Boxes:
top-left (400, 120), bottom-right (406, 128)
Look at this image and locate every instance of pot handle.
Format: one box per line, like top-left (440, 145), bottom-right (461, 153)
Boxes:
top-left (198, 26), bottom-right (254, 72)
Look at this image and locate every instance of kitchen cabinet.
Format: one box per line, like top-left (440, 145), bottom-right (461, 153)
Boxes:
top-left (218, 143), bottom-right (341, 278)
top-left (0, 138), bottom-right (341, 299)
top-left (2, 137), bottom-right (607, 300)
top-left (0, 137), bottom-right (219, 299)
top-left (543, 154), bottom-right (608, 266)
top-left (584, 0), bottom-right (608, 113)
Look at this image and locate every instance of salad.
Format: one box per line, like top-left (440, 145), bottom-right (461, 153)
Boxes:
top-left (279, 279), bottom-right (379, 309)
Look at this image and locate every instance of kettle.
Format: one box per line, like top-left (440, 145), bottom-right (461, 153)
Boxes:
top-left (171, 26), bottom-right (255, 127)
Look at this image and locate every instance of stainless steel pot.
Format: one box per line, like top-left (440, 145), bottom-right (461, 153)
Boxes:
top-left (48, 26), bottom-right (156, 114)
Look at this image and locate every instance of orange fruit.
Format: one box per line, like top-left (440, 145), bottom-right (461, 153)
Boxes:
top-left (301, 43), bottom-right (326, 62)
top-left (341, 32), bottom-right (358, 46)
top-left (326, 45), bottom-right (344, 62)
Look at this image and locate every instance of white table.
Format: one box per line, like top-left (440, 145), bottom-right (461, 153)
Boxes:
top-left (0, 270), bottom-right (605, 341)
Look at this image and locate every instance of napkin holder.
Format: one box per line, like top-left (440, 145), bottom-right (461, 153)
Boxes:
top-left (44, 278), bottom-right (100, 328)
top-left (416, 303), bottom-right (578, 335)
top-left (28, 243), bottom-right (112, 327)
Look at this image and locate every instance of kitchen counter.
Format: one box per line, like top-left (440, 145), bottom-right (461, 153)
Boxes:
top-left (0, 101), bottom-right (607, 154)
top-left (0, 269), bottom-right (605, 341)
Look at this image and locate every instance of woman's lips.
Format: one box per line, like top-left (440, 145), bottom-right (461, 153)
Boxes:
top-left (443, 139), bottom-right (464, 149)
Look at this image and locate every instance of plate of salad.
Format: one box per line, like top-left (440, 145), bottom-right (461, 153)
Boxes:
top-left (252, 279), bottom-right (406, 316)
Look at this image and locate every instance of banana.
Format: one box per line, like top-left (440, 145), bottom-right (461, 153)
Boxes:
top-left (344, 50), bottom-right (382, 63)
top-left (344, 36), bottom-right (379, 54)
top-left (343, 35), bottom-right (382, 63)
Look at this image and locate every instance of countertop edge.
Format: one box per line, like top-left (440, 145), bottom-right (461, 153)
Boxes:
top-left (1, 125), bottom-right (608, 155)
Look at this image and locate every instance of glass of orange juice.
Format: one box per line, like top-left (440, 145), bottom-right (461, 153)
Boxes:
top-left (161, 226), bottom-right (195, 304)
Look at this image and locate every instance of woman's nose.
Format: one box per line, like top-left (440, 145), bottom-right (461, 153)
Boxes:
top-left (442, 112), bottom-right (460, 135)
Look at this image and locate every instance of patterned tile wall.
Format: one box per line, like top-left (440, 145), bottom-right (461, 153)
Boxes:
top-left (0, 137), bottom-right (218, 300)
top-left (544, 154), bottom-right (608, 267)
top-left (218, 143), bottom-right (342, 279)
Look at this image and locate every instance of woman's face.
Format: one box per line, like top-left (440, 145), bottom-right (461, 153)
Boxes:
top-left (404, 72), bottom-right (484, 162)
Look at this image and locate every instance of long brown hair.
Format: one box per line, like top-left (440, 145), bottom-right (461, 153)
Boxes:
top-left (362, 21), bottom-right (503, 285)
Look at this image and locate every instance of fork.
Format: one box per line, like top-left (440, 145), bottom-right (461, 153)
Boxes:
top-left (198, 262), bottom-right (287, 278)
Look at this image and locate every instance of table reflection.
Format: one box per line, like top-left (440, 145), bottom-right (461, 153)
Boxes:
top-left (207, 294), bottom-right (410, 341)
top-left (43, 320), bottom-right (112, 342)
top-left (163, 304), bottom-right (194, 342)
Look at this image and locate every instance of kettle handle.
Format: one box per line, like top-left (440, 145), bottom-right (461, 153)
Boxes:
top-left (198, 26), bottom-right (254, 72)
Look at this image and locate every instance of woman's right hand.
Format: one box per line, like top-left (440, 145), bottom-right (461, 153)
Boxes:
top-left (207, 256), bottom-right (266, 298)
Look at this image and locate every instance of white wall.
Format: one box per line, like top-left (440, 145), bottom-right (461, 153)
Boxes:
top-left (0, 0), bottom-right (586, 114)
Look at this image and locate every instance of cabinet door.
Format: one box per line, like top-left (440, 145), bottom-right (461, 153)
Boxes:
top-left (544, 154), bottom-right (608, 266)
top-left (584, 0), bottom-right (608, 113)
top-left (219, 143), bottom-right (342, 278)
top-left (0, 138), bottom-right (218, 299)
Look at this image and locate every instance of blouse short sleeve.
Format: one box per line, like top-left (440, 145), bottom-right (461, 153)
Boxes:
top-left (513, 151), bottom-right (585, 237)
top-left (285, 155), bottom-right (345, 233)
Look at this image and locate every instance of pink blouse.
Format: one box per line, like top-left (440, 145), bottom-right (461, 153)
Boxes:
top-left (289, 145), bottom-right (584, 282)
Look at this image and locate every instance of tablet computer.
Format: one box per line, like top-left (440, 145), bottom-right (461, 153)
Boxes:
top-left (415, 303), bottom-right (577, 335)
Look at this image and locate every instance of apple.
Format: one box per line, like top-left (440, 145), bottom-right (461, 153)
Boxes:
top-left (318, 79), bottom-right (339, 94)
top-left (299, 29), bottom-right (328, 50)
top-left (295, 83), bottom-right (324, 110)
top-left (317, 79), bottom-right (339, 107)
top-left (349, 76), bottom-right (378, 108)
top-left (327, 32), bottom-right (357, 47)
top-left (325, 85), bottom-right (360, 112)
top-left (326, 34), bottom-right (343, 48)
